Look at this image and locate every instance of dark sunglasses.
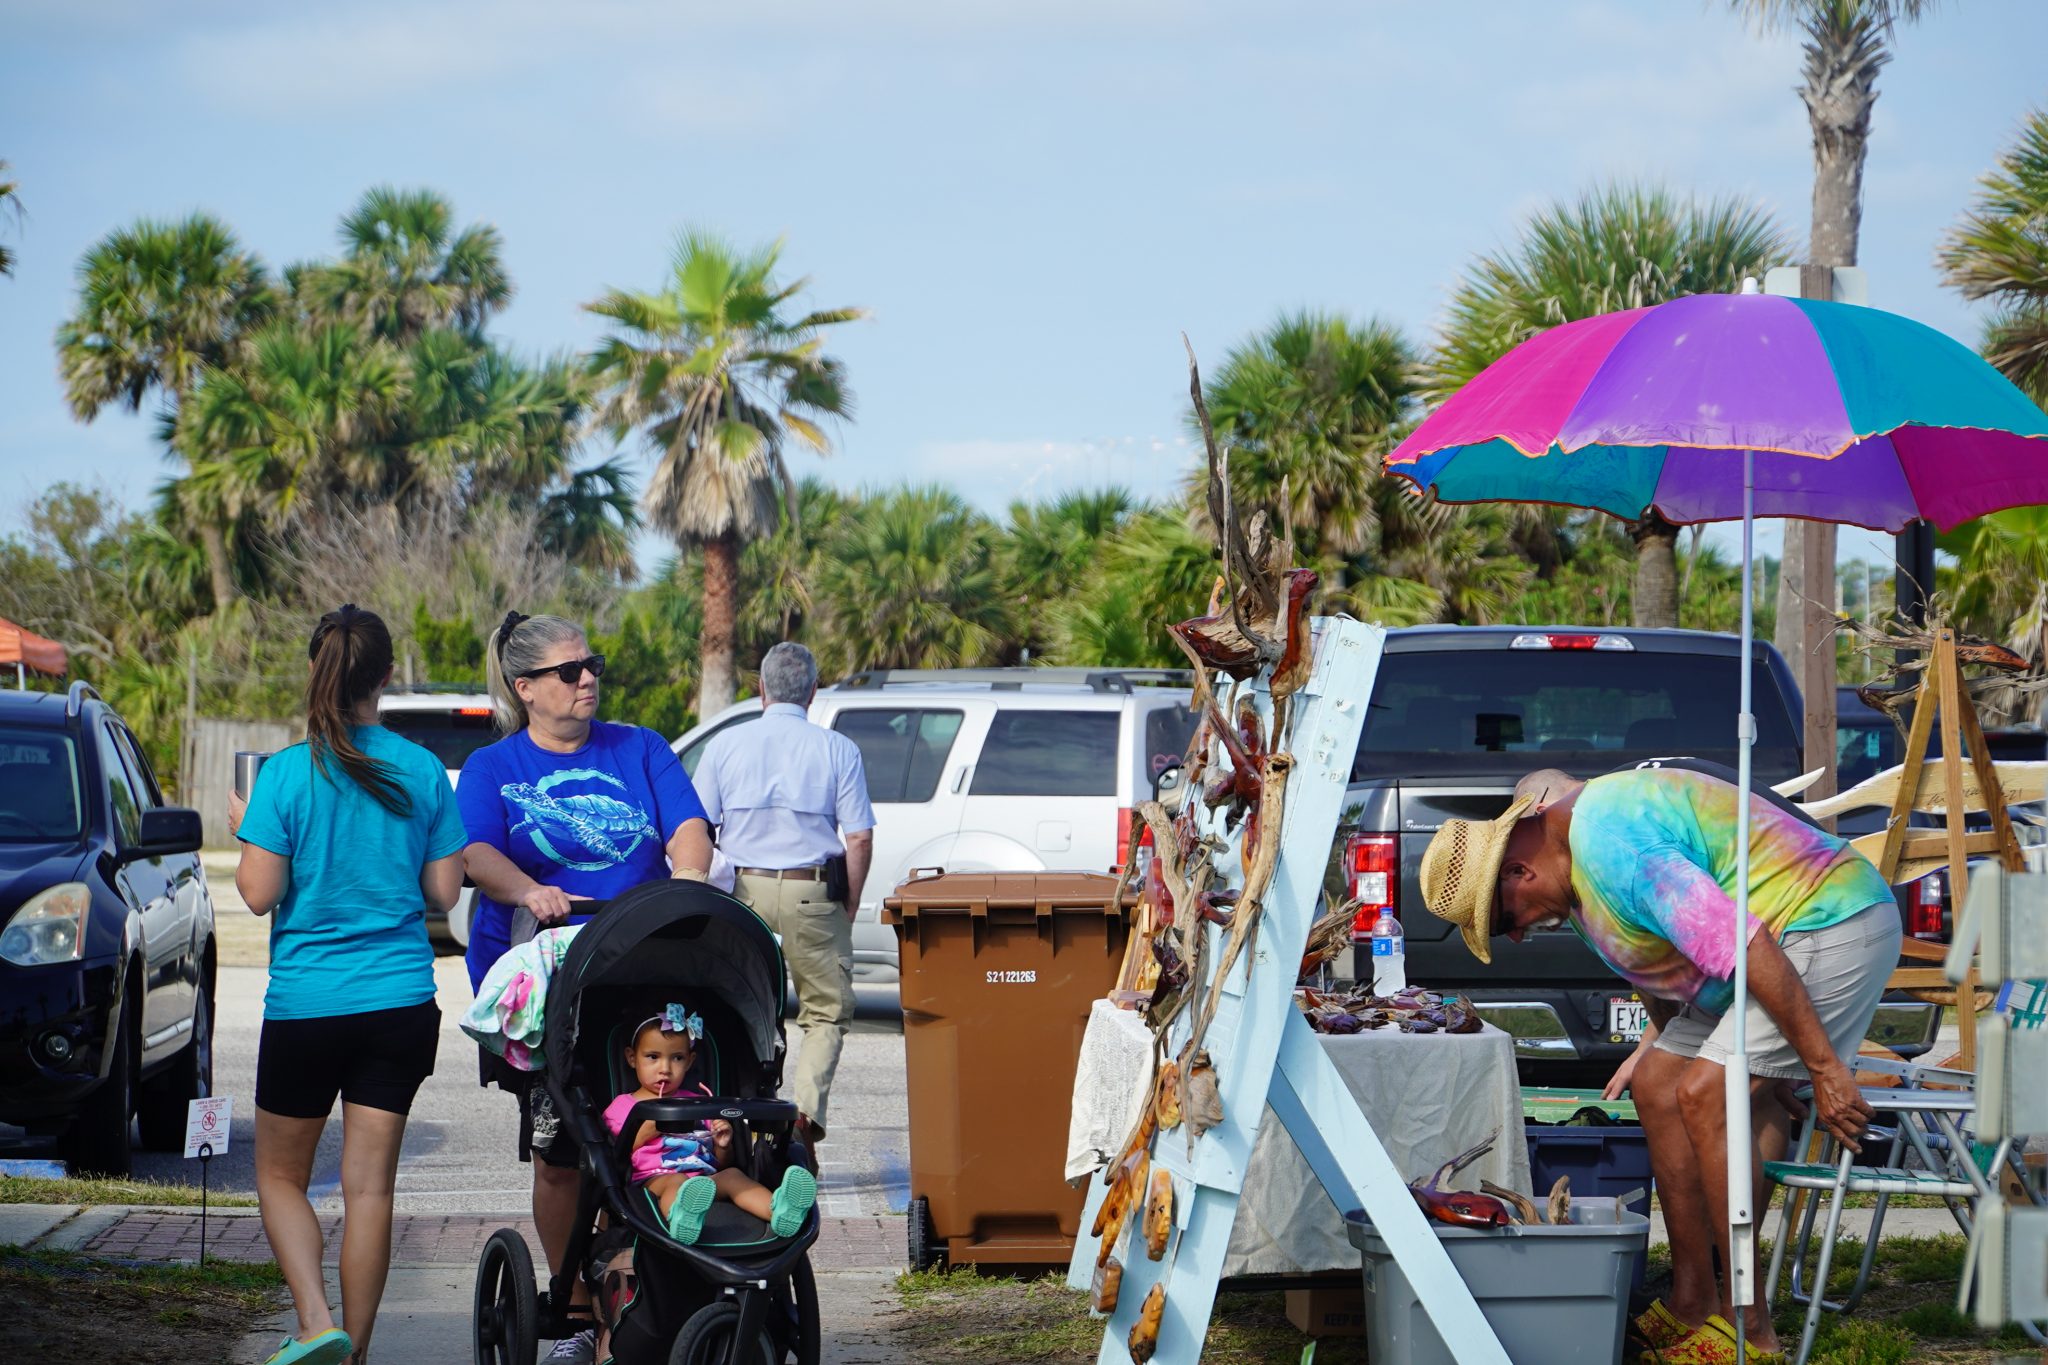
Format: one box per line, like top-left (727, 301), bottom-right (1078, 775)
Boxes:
top-left (519, 654), bottom-right (606, 686)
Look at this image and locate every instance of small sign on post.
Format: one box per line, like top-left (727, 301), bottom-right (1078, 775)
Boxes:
top-left (183, 1095), bottom-right (232, 1159)
top-left (184, 1096), bottom-right (231, 1263)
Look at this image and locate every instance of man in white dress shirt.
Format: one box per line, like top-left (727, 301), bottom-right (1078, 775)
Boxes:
top-left (694, 642), bottom-right (875, 1143)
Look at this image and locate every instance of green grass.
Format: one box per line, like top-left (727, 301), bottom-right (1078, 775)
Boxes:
top-left (0, 1174), bottom-right (256, 1208)
top-left (891, 1267), bottom-right (1370, 1363)
top-left (0, 1245), bottom-right (282, 1301)
top-left (1761, 1231), bottom-right (2042, 1363)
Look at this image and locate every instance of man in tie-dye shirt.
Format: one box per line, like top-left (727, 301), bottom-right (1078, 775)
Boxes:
top-left (1420, 765), bottom-right (1900, 1361)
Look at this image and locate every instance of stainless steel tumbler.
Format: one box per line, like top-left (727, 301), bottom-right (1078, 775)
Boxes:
top-left (233, 750), bottom-right (273, 799)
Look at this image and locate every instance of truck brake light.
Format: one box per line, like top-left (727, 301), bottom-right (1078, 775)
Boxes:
top-left (1510, 632), bottom-right (1635, 651)
top-left (1347, 833), bottom-right (1398, 941)
top-left (1908, 871), bottom-right (1945, 940)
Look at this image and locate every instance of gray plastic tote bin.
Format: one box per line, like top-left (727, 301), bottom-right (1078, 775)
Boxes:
top-left (1343, 1197), bottom-right (1649, 1365)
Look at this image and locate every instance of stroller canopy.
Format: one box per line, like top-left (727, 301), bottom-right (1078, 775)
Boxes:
top-left (542, 879), bottom-right (788, 1081)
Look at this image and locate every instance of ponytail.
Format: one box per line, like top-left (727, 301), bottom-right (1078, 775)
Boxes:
top-left (485, 610), bottom-right (586, 734)
top-left (306, 604), bottom-right (410, 817)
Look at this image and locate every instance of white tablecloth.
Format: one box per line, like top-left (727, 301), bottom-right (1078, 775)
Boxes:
top-left (1066, 997), bottom-right (1532, 1276)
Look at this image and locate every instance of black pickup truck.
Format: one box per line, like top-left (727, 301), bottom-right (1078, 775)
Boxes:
top-left (1326, 625), bottom-right (1942, 1087)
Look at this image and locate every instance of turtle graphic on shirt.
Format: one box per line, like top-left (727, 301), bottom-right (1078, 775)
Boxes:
top-left (503, 769), bottom-right (659, 872)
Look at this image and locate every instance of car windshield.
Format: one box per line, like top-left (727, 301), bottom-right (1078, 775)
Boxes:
top-left (380, 707), bottom-right (499, 771)
top-left (1354, 649), bottom-right (1804, 783)
top-left (0, 727), bottom-right (84, 841)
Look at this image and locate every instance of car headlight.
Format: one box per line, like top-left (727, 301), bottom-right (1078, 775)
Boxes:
top-left (1, 883), bottom-right (91, 967)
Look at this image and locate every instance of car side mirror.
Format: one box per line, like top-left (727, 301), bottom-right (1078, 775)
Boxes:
top-left (125, 807), bottom-right (204, 862)
top-left (1152, 761), bottom-right (1185, 804)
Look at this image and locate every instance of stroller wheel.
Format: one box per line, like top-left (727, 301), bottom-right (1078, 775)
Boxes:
top-left (669, 1302), bottom-right (775, 1365)
top-left (474, 1226), bottom-right (539, 1365)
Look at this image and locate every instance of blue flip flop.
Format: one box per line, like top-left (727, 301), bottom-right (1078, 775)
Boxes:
top-left (263, 1327), bottom-right (353, 1365)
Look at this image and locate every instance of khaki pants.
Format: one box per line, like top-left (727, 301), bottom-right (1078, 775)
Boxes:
top-left (735, 873), bottom-right (854, 1137)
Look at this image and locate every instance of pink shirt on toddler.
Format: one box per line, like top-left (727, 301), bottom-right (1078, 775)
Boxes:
top-left (604, 1085), bottom-right (719, 1183)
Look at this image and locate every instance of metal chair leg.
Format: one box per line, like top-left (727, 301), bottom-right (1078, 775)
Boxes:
top-left (1786, 1155), bottom-right (1831, 1307)
top-left (1837, 1191), bottom-right (1887, 1314)
top-left (1794, 1152), bottom-right (1856, 1365)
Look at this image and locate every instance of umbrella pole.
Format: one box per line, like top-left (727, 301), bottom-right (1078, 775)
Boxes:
top-left (1730, 451), bottom-right (1758, 1352)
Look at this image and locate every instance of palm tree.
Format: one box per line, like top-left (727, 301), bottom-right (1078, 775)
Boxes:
top-left (1938, 109), bottom-right (2048, 405)
top-left (0, 161), bottom-right (21, 278)
top-left (811, 486), bottom-right (1010, 672)
top-left (585, 231), bottom-right (866, 716)
top-left (292, 187), bottom-right (511, 342)
top-left (536, 458), bottom-right (640, 578)
top-left (1191, 311), bottom-right (1418, 566)
top-left (1429, 182), bottom-right (1792, 627)
top-left (1729, 0), bottom-right (1939, 661)
top-left (55, 214), bottom-right (274, 606)
top-left (173, 320), bottom-right (408, 529)
top-left (1001, 488), bottom-right (1139, 659)
top-left (1047, 509), bottom-right (1222, 667)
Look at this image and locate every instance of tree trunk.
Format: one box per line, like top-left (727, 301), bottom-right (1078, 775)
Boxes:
top-left (1630, 515), bottom-right (1680, 628)
top-left (197, 521), bottom-right (238, 609)
top-left (697, 535), bottom-right (739, 720)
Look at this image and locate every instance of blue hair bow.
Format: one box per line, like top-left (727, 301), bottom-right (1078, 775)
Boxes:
top-left (662, 1004), bottom-right (703, 1040)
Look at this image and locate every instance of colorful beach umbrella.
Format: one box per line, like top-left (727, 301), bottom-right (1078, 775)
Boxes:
top-left (1389, 290), bottom-right (2048, 529)
top-left (1384, 284), bottom-right (2048, 1333)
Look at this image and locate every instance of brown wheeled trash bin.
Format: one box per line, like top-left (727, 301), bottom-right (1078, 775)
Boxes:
top-left (883, 870), bottom-right (1133, 1270)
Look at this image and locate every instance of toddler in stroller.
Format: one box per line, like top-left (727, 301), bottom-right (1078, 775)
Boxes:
top-left (471, 880), bottom-right (823, 1365)
top-left (609, 1003), bottom-right (818, 1245)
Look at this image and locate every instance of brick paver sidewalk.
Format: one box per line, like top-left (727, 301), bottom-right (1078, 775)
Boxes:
top-left (82, 1210), bottom-right (903, 1271)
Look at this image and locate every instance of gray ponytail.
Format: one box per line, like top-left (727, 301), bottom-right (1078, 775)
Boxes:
top-left (485, 612), bottom-right (587, 733)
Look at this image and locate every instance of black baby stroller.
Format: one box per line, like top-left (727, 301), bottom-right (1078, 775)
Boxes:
top-left (471, 879), bottom-right (821, 1365)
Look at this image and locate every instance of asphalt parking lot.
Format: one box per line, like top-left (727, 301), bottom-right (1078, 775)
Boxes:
top-left (5, 858), bottom-right (912, 1223)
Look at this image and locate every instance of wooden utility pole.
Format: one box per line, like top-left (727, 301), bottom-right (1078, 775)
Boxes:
top-left (1790, 264), bottom-right (1841, 828)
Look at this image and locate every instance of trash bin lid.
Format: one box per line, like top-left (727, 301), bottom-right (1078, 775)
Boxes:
top-left (882, 870), bottom-right (1135, 922)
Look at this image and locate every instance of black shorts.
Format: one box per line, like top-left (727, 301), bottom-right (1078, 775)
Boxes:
top-left (256, 1001), bottom-right (441, 1119)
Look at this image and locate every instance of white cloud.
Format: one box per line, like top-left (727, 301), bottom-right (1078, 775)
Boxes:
top-left (902, 435), bottom-right (1189, 513)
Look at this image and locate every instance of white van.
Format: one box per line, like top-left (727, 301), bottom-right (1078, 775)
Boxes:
top-left (672, 668), bottom-right (1197, 983)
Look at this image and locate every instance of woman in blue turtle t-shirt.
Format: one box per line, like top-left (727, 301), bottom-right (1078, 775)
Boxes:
top-left (457, 610), bottom-right (711, 1364)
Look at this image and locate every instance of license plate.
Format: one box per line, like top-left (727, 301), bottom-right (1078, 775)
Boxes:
top-left (1608, 997), bottom-right (1648, 1042)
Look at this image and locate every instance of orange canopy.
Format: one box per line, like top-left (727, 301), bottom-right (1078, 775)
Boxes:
top-left (0, 618), bottom-right (68, 678)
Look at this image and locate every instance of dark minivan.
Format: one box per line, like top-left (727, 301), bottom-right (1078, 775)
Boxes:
top-left (1330, 626), bottom-right (1939, 1086)
top-left (0, 682), bottom-right (214, 1174)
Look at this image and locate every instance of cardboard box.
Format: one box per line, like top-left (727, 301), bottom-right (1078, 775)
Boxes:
top-left (1285, 1286), bottom-right (1367, 1338)
top-left (1999, 1151), bottom-right (2045, 1204)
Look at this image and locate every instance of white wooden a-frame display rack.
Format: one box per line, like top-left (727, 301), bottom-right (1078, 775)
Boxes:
top-left (1064, 617), bottom-right (1510, 1364)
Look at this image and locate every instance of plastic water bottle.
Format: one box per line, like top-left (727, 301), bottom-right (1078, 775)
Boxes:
top-left (1369, 908), bottom-right (1406, 995)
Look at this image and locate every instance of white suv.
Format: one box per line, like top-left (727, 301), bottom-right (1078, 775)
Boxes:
top-left (672, 668), bottom-right (1197, 983)
top-left (376, 687), bottom-right (500, 947)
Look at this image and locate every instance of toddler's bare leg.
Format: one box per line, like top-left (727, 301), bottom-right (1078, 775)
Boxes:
top-left (643, 1173), bottom-right (683, 1216)
top-left (714, 1168), bottom-right (774, 1221)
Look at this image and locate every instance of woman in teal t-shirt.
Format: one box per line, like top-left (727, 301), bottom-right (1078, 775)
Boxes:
top-left (230, 605), bottom-right (467, 1365)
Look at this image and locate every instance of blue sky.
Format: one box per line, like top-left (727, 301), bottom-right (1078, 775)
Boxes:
top-left (3, 0), bottom-right (2044, 575)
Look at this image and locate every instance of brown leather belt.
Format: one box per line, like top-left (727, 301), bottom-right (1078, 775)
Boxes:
top-left (737, 865), bottom-right (825, 882)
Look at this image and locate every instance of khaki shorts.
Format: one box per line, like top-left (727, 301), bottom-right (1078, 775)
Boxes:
top-left (1652, 900), bottom-right (1901, 1080)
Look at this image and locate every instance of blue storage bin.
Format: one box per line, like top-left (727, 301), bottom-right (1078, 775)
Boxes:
top-left (1524, 1123), bottom-right (1653, 1288)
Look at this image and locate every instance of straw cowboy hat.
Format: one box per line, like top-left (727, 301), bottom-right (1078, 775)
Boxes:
top-left (1418, 794), bottom-right (1535, 965)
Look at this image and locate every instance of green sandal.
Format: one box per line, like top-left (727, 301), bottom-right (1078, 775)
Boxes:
top-left (664, 1175), bottom-right (718, 1245)
top-left (770, 1165), bottom-right (817, 1237)
top-left (262, 1327), bottom-right (353, 1365)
